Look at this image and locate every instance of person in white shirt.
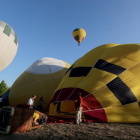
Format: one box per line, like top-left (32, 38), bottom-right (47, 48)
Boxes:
top-left (27, 95), bottom-right (36, 109)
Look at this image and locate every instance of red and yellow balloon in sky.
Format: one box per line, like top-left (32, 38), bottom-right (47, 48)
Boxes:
top-left (73, 28), bottom-right (86, 46)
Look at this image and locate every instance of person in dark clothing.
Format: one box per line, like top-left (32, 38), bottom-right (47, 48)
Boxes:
top-left (37, 97), bottom-right (47, 112)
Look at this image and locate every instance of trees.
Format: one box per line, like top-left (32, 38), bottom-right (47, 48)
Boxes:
top-left (0, 80), bottom-right (10, 96)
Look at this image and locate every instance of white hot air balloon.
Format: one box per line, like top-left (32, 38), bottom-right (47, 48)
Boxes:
top-left (0, 20), bottom-right (18, 71)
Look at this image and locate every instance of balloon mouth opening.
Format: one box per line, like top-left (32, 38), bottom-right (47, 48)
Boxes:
top-left (50, 87), bottom-right (103, 110)
top-left (48, 87), bottom-right (107, 122)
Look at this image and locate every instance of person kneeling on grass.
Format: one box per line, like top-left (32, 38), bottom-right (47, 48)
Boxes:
top-left (33, 112), bottom-right (40, 126)
top-left (32, 111), bottom-right (48, 126)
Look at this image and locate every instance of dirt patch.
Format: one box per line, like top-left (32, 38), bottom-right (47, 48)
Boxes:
top-left (0, 122), bottom-right (140, 140)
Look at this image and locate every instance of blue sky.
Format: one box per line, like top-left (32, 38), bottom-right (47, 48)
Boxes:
top-left (0, 0), bottom-right (140, 86)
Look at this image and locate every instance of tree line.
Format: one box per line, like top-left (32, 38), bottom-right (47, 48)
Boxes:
top-left (0, 80), bottom-right (10, 96)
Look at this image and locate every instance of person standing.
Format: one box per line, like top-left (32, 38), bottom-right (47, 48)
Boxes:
top-left (27, 95), bottom-right (36, 109)
top-left (75, 92), bottom-right (83, 124)
top-left (37, 97), bottom-right (47, 112)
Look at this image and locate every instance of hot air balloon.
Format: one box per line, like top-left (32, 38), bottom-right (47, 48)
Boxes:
top-left (73, 28), bottom-right (86, 46)
top-left (48, 43), bottom-right (140, 123)
top-left (0, 57), bottom-right (70, 108)
top-left (0, 20), bottom-right (18, 71)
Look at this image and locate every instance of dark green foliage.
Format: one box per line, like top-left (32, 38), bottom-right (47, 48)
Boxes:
top-left (0, 80), bottom-right (10, 96)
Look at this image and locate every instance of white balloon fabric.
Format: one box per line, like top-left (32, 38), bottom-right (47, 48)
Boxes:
top-left (26, 58), bottom-right (66, 74)
top-left (0, 20), bottom-right (18, 71)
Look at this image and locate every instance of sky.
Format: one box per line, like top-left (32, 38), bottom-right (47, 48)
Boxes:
top-left (0, 0), bottom-right (140, 86)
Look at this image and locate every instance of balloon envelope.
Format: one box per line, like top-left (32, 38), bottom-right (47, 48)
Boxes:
top-left (0, 20), bottom-right (18, 71)
top-left (49, 44), bottom-right (140, 123)
top-left (73, 28), bottom-right (86, 45)
top-left (0, 57), bottom-right (70, 108)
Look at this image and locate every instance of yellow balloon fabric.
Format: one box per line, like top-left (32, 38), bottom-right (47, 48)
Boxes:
top-left (49, 44), bottom-right (140, 123)
top-left (0, 58), bottom-right (70, 109)
top-left (73, 28), bottom-right (86, 45)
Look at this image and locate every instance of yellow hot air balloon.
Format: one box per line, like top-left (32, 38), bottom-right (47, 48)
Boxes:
top-left (73, 28), bottom-right (86, 46)
top-left (0, 57), bottom-right (70, 108)
top-left (48, 43), bottom-right (140, 123)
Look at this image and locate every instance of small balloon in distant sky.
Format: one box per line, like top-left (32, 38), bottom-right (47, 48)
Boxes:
top-left (72, 28), bottom-right (86, 46)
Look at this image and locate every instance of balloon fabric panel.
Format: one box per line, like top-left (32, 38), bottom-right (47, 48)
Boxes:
top-left (105, 102), bottom-right (140, 123)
